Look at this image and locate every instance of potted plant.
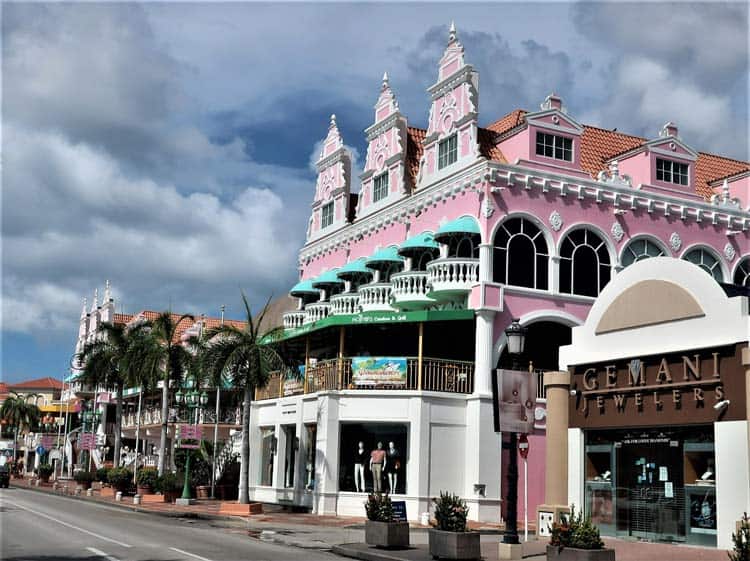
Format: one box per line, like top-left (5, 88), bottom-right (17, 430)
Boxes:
top-left (156, 472), bottom-right (182, 503)
top-left (106, 467), bottom-right (133, 494)
top-left (73, 470), bottom-right (95, 490)
top-left (429, 492), bottom-right (480, 560)
top-left (37, 464), bottom-right (54, 483)
top-left (96, 467), bottom-right (109, 483)
top-left (136, 468), bottom-right (157, 495)
top-left (729, 512), bottom-right (749, 561)
top-left (547, 506), bottom-right (614, 561)
top-left (364, 493), bottom-right (409, 549)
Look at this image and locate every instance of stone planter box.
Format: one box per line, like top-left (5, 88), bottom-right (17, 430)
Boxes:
top-left (196, 485), bottom-right (210, 499)
top-left (365, 520), bottom-right (410, 549)
top-left (546, 545), bottom-right (615, 561)
top-left (428, 529), bottom-right (480, 560)
top-left (136, 485), bottom-right (153, 496)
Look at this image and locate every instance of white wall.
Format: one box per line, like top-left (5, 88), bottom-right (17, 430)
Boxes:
top-left (567, 428), bottom-right (584, 511)
top-left (715, 420), bottom-right (750, 550)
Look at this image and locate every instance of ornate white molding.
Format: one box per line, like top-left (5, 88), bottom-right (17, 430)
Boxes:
top-left (669, 232), bottom-right (682, 252)
top-left (724, 242), bottom-right (736, 261)
top-left (611, 221), bottom-right (624, 243)
top-left (549, 211), bottom-right (563, 232)
top-left (481, 196), bottom-right (495, 218)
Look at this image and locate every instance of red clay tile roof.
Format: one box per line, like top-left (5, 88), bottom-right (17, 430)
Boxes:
top-left (579, 125), bottom-right (646, 181)
top-left (406, 127), bottom-right (426, 191)
top-left (694, 154), bottom-right (750, 199)
top-left (486, 109), bottom-right (527, 135)
top-left (708, 168), bottom-right (750, 186)
top-left (9, 377), bottom-right (63, 390)
top-left (478, 128), bottom-right (506, 163)
top-left (128, 311), bottom-right (247, 343)
top-left (113, 313), bottom-right (133, 325)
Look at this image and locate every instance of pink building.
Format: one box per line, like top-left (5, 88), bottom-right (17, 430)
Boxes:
top-left (249, 24), bottom-right (749, 526)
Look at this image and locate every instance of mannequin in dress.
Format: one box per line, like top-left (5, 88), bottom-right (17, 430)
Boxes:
top-left (370, 441), bottom-right (386, 492)
top-left (354, 441), bottom-right (367, 492)
top-left (385, 441), bottom-right (400, 494)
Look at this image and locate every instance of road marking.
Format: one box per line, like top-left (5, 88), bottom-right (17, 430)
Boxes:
top-left (1, 499), bottom-right (132, 548)
top-left (86, 547), bottom-right (119, 561)
top-left (169, 546), bottom-right (214, 561)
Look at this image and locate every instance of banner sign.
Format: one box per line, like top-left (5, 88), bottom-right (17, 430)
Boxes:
top-left (78, 432), bottom-right (97, 451)
top-left (177, 424), bottom-right (202, 449)
top-left (41, 436), bottom-right (56, 450)
top-left (283, 369), bottom-right (304, 396)
top-left (351, 357), bottom-right (407, 387)
top-left (491, 369), bottom-right (537, 434)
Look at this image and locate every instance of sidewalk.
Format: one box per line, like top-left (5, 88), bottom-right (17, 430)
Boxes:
top-left (13, 479), bottom-right (731, 561)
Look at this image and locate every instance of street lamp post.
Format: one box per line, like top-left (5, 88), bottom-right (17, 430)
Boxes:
top-left (502, 318), bottom-right (527, 546)
top-left (175, 385), bottom-right (208, 500)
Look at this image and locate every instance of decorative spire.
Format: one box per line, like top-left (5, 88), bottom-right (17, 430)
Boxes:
top-left (81, 298), bottom-right (88, 319)
top-left (91, 289), bottom-right (98, 312)
top-left (382, 71), bottom-right (389, 90)
top-left (722, 179), bottom-right (730, 203)
top-left (104, 280), bottom-right (111, 303)
top-left (436, 21), bottom-right (466, 81)
top-left (329, 113), bottom-right (337, 130)
top-left (448, 20), bottom-right (457, 44)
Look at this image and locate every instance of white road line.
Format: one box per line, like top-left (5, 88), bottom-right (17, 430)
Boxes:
top-left (86, 547), bottom-right (119, 561)
top-left (169, 546), bottom-right (214, 561)
top-left (1, 498), bottom-right (132, 548)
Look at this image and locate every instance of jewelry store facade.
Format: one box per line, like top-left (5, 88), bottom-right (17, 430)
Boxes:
top-left (560, 258), bottom-right (750, 550)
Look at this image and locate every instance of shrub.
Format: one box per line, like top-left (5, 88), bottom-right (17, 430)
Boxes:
top-left (365, 492), bottom-right (394, 522)
top-left (432, 491), bottom-right (468, 532)
top-left (107, 467), bottom-right (133, 492)
top-left (729, 512), bottom-right (750, 561)
top-left (37, 464), bottom-right (54, 478)
top-left (95, 467), bottom-right (109, 482)
top-left (136, 468), bottom-right (158, 487)
top-left (74, 471), bottom-right (95, 485)
top-left (549, 505), bottom-right (604, 550)
top-left (155, 472), bottom-right (182, 493)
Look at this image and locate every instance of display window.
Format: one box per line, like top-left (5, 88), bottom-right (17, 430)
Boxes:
top-left (282, 425), bottom-right (296, 488)
top-left (304, 424), bottom-right (317, 491)
top-left (339, 423), bottom-right (407, 494)
top-left (259, 427), bottom-right (275, 486)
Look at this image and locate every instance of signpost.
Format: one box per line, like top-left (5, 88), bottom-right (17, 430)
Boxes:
top-left (519, 434), bottom-right (530, 542)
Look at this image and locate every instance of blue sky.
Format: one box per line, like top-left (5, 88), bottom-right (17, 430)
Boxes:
top-left (2, 2), bottom-right (748, 383)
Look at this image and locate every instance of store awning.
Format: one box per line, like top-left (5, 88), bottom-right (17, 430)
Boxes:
top-left (336, 259), bottom-right (373, 280)
top-left (311, 269), bottom-right (344, 288)
top-left (398, 232), bottom-right (440, 256)
top-left (289, 279), bottom-right (320, 297)
top-left (434, 216), bottom-right (481, 242)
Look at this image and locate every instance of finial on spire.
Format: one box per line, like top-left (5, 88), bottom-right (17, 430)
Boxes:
top-left (449, 21), bottom-right (457, 43)
top-left (382, 71), bottom-right (389, 89)
top-left (329, 114), bottom-right (337, 129)
top-left (91, 289), bottom-right (98, 311)
top-left (722, 179), bottom-right (730, 202)
top-left (81, 298), bottom-right (88, 318)
top-left (104, 280), bottom-right (111, 303)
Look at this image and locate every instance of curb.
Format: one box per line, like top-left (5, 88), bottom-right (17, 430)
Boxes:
top-left (332, 544), bottom-right (420, 561)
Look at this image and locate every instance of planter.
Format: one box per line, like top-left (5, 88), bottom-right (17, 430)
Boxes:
top-left (39, 475), bottom-right (50, 483)
top-left (163, 490), bottom-right (180, 503)
top-left (365, 520), bottom-right (410, 549)
top-left (546, 545), bottom-right (615, 561)
top-left (136, 485), bottom-right (153, 496)
top-left (196, 485), bottom-right (210, 499)
top-left (428, 529), bottom-right (480, 560)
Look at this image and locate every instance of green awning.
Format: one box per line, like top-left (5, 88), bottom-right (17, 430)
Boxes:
top-left (311, 269), bottom-right (344, 288)
top-left (336, 259), bottom-right (373, 280)
top-left (434, 216), bottom-right (481, 242)
top-left (365, 246), bottom-right (404, 269)
top-left (290, 280), bottom-right (319, 297)
top-left (398, 232), bottom-right (440, 256)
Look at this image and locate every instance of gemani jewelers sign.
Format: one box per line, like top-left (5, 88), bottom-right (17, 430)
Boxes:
top-left (568, 344), bottom-right (747, 429)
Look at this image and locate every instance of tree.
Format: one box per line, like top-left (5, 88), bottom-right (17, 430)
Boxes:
top-left (134, 312), bottom-right (195, 475)
top-left (201, 294), bottom-right (286, 503)
top-left (0, 392), bottom-right (42, 461)
top-left (77, 322), bottom-right (157, 467)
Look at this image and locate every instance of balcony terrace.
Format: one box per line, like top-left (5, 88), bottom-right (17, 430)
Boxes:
top-left (426, 257), bottom-right (479, 299)
top-left (283, 310), bottom-right (305, 329)
top-left (330, 292), bottom-right (360, 315)
top-left (358, 282), bottom-right (394, 312)
top-left (391, 270), bottom-right (433, 310)
top-left (304, 301), bottom-right (331, 324)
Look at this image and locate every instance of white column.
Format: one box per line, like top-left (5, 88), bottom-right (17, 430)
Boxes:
top-left (409, 396), bottom-right (431, 520)
top-left (550, 256), bottom-right (561, 294)
top-left (314, 394), bottom-right (340, 515)
top-left (478, 243), bottom-right (493, 282)
top-left (715, 420), bottom-right (750, 550)
top-left (567, 428), bottom-right (584, 510)
top-left (474, 310), bottom-right (495, 396)
top-left (463, 396), bottom-right (502, 521)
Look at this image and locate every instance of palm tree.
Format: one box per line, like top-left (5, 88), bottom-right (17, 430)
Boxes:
top-left (134, 312), bottom-right (195, 475)
top-left (77, 322), bottom-right (157, 467)
top-left (201, 294), bottom-right (286, 503)
top-left (0, 392), bottom-right (42, 461)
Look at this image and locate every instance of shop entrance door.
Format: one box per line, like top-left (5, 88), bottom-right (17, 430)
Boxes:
top-left (615, 438), bottom-right (685, 542)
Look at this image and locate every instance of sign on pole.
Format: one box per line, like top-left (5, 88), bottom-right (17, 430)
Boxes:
top-left (177, 424), bottom-right (202, 449)
top-left (78, 432), bottom-right (96, 451)
top-left (491, 369), bottom-right (537, 434)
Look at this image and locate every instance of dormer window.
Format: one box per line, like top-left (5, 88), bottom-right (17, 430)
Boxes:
top-left (373, 172), bottom-right (389, 203)
top-left (536, 132), bottom-right (572, 162)
top-left (656, 158), bottom-right (688, 186)
top-left (321, 202), bottom-right (334, 229)
top-left (438, 135), bottom-right (458, 169)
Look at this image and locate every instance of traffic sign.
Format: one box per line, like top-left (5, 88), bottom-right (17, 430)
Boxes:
top-left (518, 433), bottom-right (530, 459)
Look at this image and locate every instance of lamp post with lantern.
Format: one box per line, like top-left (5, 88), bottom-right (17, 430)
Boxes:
top-left (78, 400), bottom-right (102, 471)
top-left (175, 384), bottom-right (208, 500)
top-left (502, 318), bottom-right (527, 546)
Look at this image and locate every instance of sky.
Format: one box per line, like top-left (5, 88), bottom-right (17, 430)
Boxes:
top-left (2, 2), bottom-right (748, 383)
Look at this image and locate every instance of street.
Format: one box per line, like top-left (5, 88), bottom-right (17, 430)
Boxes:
top-left (0, 487), bottom-right (338, 561)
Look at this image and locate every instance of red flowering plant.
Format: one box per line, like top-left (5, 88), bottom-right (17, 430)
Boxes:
top-left (432, 491), bottom-right (469, 532)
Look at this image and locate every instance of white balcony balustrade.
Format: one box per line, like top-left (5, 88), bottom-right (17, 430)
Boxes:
top-left (330, 292), bottom-right (361, 315)
top-left (426, 258), bottom-right (480, 299)
top-left (304, 301), bottom-right (331, 324)
top-left (358, 282), bottom-right (394, 312)
top-left (283, 310), bottom-right (306, 329)
top-left (391, 271), bottom-right (434, 310)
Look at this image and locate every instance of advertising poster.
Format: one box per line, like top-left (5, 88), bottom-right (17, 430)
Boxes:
top-left (351, 357), bottom-right (407, 387)
top-left (491, 369), bottom-right (537, 433)
top-left (283, 368), bottom-right (304, 396)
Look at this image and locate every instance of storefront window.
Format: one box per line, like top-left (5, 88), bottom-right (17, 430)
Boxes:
top-left (339, 423), bottom-right (407, 494)
top-left (282, 425), bottom-right (296, 488)
top-left (259, 427), bottom-right (275, 486)
top-left (304, 424), bottom-right (317, 491)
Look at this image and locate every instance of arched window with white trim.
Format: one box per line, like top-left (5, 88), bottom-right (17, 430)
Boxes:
top-left (447, 234), bottom-right (479, 259)
top-left (493, 217), bottom-right (549, 289)
top-left (734, 257), bottom-right (750, 287)
top-left (559, 229), bottom-right (611, 297)
top-left (682, 247), bottom-right (723, 281)
top-left (621, 237), bottom-right (665, 267)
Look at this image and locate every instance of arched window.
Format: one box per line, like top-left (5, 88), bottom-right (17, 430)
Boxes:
top-left (621, 237), bottom-right (665, 267)
top-left (559, 229), bottom-right (611, 297)
top-left (734, 257), bottom-right (750, 287)
top-left (683, 247), bottom-right (723, 281)
top-left (447, 234), bottom-right (479, 259)
top-left (493, 217), bottom-right (549, 289)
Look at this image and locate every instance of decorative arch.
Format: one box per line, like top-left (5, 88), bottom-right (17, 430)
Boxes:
top-left (680, 244), bottom-right (727, 283)
top-left (492, 215), bottom-right (550, 290)
top-left (732, 256), bottom-right (750, 287)
top-left (557, 225), bottom-right (614, 297)
top-left (619, 235), bottom-right (669, 267)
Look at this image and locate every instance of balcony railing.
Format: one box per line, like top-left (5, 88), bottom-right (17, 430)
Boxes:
top-left (122, 406), bottom-right (241, 427)
top-left (358, 282), bottom-right (394, 312)
top-left (331, 292), bottom-right (360, 315)
top-left (283, 310), bottom-right (305, 329)
top-left (255, 356), bottom-right (474, 400)
top-left (304, 301), bottom-right (331, 324)
top-left (426, 258), bottom-right (479, 298)
top-left (391, 271), bottom-right (434, 310)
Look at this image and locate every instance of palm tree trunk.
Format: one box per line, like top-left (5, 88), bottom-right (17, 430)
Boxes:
top-left (113, 383), bottom-right (123, 467)
top-left (238, 385), bottom-right (252, 504)
top-left (13, 426), bottom-right (19, 462)
top-left (157, 376), bottom-right (170, 475)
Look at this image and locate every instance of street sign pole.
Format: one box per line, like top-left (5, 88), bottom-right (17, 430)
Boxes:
top-left (518, 434), bottom-right (530, 542)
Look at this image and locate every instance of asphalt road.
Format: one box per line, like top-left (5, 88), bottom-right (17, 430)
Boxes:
top-left (0, 487), bottom-right (339, 561)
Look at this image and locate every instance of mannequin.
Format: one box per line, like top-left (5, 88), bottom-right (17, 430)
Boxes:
top-left (354, 441), bottom-right (367, 492)
top-left (370, 441), bottom-right (386, 493)
top-left (385, 441), bottom-right (400, 494)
